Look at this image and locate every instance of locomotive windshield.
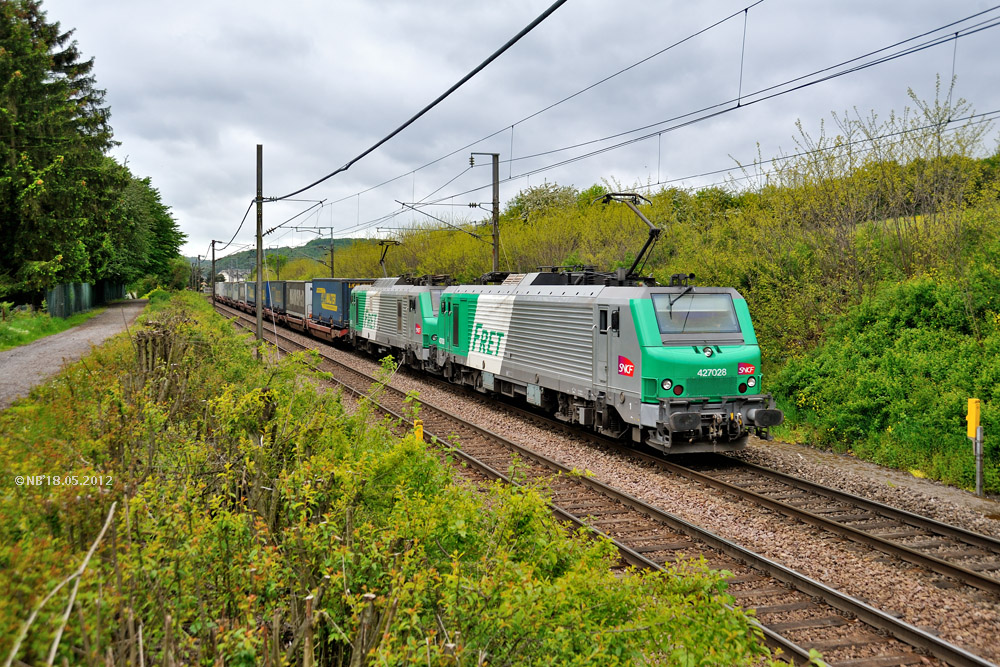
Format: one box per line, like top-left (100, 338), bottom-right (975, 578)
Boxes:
top-left (430, 289), bottom-right (443, 315)
top-left (651, 293), bottom-right (741, 334)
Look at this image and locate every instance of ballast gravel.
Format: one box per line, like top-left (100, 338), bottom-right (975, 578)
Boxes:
top-left (247, 320), bottom-right (1000, 662)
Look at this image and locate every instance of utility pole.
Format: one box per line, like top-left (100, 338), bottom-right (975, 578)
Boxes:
top-left (471, 152), bottom-right (500, 272)
top-left (255, 144), bottom-right (264, 359)
top-left (197, 255), bottom-right (203, 291)
top-left (211, 241), bottom-right (216, 304)
top-left (491, 153), bottom-right (499, 273)
top-left (330, 230), bottom-right (335, 278)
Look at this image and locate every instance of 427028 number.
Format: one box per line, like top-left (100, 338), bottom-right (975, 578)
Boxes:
top-left (696, 368), bottom-right (727, 377)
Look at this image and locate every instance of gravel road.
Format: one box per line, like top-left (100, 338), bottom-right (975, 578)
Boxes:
top-left (0, 300), bottom-right (146, 411)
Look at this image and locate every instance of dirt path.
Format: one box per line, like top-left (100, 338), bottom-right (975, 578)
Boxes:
top-left (0, 300), bottom-right (147, 411)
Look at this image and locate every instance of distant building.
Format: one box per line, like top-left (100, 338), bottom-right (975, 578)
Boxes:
top-left (219, 269), bottom-right (249, 282)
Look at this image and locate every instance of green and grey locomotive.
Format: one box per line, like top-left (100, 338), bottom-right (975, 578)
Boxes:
top-left (351, 268), bottom-right (781, 453)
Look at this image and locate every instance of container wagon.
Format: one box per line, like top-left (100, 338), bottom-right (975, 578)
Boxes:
top-left (285, 281), bottom-right (312, 332)
top-left (308, 278), bottom-right (374, 341)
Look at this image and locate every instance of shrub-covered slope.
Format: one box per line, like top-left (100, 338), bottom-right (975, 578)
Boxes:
top-left (773, 266), bottom-right (1000, 491)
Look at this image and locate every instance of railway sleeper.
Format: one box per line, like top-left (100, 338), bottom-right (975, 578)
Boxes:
top-left (767, 615), bottom-right (848, 633)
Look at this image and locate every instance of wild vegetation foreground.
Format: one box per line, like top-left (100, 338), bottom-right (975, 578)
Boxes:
top-left (0, 292), bottom-right (778, 666)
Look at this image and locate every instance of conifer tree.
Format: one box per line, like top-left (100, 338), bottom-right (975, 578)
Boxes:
top-left (0, 0), bottom-right (115, 296)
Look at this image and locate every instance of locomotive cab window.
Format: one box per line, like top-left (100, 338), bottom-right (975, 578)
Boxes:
top-left (599, 309), bottom-right (608, 334)
top-left (452, 304), bottom-right (459, 344)
top-left (408, 297), bottom-right (416, 312)
top-left (651, 293), bottom-right (740, 334)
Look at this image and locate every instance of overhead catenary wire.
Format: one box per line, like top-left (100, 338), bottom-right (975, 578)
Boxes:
top-left (319, 1), bottom-right (767, 210)
top-left (317, 1), bottom-right (996, 218)
top-left (476, 16), bottom-right (1000, 187)
top-left (249, 106), bottom-right (999, 264)
top-left (396, 201), bottom-right (483, 240)
top-left (339, 106), bottom-right (999, 237)
top-left (216, 3), bottom-right (1000, 254)
top-left (217, 200), bottom-right (256, 252)
top-left (268, 0), bottom-right (570, 203)
top-left (504, 10), bottom-right (1000, 170)
top-left (326, 5), bottom-right (1000, 238)
top-left (262, 200), bottom-right (326, 237)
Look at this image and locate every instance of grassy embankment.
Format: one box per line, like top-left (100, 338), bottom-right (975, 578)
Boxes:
top-left (0, 307), bottom-right (105, 352)
top-left (310, 98), bottom-right (1000, 493)
top-left (0, 291), bottom-right (781, 666)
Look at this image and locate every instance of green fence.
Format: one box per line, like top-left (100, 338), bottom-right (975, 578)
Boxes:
top-left (44, 280), bottom-right (125, 318)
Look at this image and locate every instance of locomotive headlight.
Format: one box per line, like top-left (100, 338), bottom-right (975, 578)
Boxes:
top-left (703, 346), bottom-right (713, 357)
top-left (747, 376), bottom-right (757, 388)
top-left (661, 379), bottom-right (673, 391)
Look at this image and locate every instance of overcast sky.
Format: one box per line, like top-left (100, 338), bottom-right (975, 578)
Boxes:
top-left (40, 0), bottom-right (1000, 261)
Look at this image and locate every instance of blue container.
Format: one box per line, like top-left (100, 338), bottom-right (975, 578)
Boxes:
top-left (265, 281), bottom-right (286, 312)
top-left (311, 278), bottom-right (373, 328)
top-left (247, 281), bottom-right (257, 305)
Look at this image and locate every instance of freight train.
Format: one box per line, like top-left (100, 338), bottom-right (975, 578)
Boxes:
top-left (216, 195), bottom-right (782, 453)
top-left (217, 270), bottom-right (782, 453)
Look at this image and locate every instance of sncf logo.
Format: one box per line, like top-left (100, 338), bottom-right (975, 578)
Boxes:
top-left (617, 356), bottom-right (635, 377)
top-left (738, 363), bottom-right (756, 375)
top-left (415, 322), bottom-right (422, 335)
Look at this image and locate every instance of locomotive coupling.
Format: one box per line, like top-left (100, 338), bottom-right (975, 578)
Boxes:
top-left (654, 394), bottom-right (784, 449)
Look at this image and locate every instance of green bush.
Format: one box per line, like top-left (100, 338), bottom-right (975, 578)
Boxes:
top-left (143, 286), bottom-right (172, 305)
top-left (773, 271), bottom-right (1000, 491)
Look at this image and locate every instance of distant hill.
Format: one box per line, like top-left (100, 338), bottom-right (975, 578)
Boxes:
top-left (184, 237), bottom-right (361, 273)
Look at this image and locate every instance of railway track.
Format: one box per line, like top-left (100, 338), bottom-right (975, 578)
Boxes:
top-left (444, 367), bottom-right (1000, 599)
top-left (670, 456), bottom-right (1000, 594)
top-left (213, 299), bottom-right (995, 666)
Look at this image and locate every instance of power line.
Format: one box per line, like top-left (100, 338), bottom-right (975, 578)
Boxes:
top-left (327, 3), bottom-right (1000, 239)
top-left (635, 108), bottom-right (1000, 193)
top-left (262, 200), bottom-right (326, 237)
top-left (491, 15), bottom-right (1000, 184)
top-left (217, 200), bottom-right (255, 252)
top-left (223, 3), bottom-right (1000, 247)
top-left (321, 1), bottom-right (766, 209)
top-left (344, 106), bottom-right (1000, 236)
top-left (269, 0), bottom-right (570, 203)
top-left (506, 10), bottom-right (1000, 169)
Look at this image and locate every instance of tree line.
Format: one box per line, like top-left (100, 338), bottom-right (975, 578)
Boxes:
top-left (0, 0), bottom-right (185, 303)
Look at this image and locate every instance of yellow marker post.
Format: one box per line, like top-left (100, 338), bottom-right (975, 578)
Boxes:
top-left (967, 398), bottom-right (981, 439)
top-left (414, 419), bottom-right (423, 441)
top-left (967, 398), bottom-right (984, 497)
